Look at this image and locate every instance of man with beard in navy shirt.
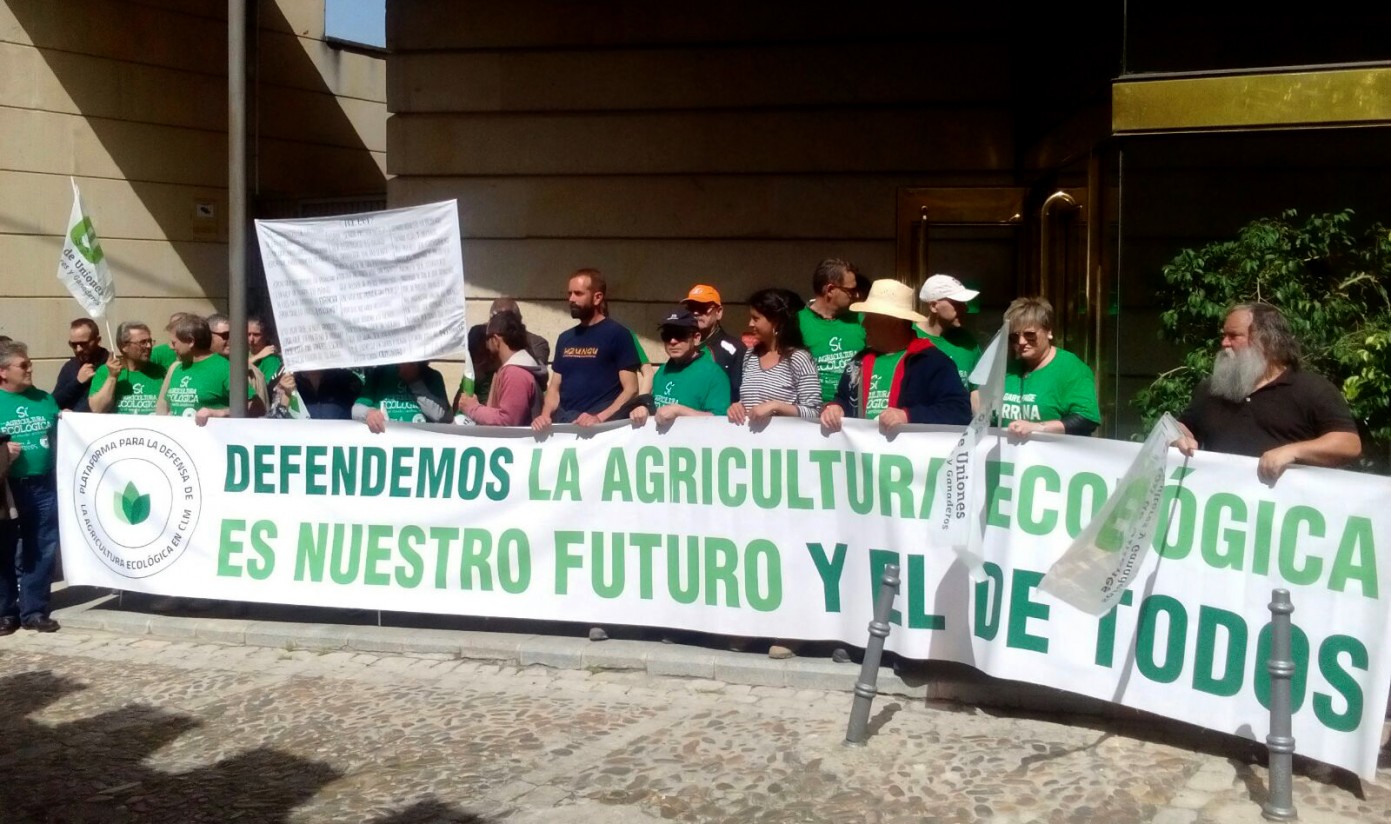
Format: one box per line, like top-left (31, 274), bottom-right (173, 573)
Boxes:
top-left (532, 268), bottom-right (641, 431)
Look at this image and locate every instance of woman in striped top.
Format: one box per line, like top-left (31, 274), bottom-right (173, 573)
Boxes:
top-left (727, 288), bottom-right (823, 425)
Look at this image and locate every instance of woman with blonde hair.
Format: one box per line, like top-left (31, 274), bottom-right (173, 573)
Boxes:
top-left (999, 297), bottom-right (1100, 438)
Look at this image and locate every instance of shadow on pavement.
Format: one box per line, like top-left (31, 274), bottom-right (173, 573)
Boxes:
top-left (0, 669), bottom-right (494, 823)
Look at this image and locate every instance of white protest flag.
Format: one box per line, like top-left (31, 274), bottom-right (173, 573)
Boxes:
top-left (934, 324), bottom-right (1008, 580)
top-left (255, 200), bottom-right (471, 373)
top-left (56, 178), bottom-right (115, 318)
top-left (1040, 413), bottom-right (1183, 615)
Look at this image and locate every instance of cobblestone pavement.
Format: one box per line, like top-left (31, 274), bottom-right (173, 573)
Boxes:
top-left (1, 628), bottom-right (1387, 823)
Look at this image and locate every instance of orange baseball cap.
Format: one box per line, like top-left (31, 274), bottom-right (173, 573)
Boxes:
top-left (683, 284), bottom-right (722, 305)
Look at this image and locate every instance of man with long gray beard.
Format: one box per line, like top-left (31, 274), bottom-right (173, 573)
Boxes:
top-left (1173, 303), bottom-right (1360, 484)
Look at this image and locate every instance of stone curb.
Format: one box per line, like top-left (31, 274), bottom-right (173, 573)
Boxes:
top-left (51, 593), bottom-right (1124, 719)
top-left (53, 597), bottom-right (923, 697)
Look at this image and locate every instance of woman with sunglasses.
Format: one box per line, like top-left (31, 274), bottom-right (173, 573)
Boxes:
top-left (1000, 297), bottom-right (1101, 438)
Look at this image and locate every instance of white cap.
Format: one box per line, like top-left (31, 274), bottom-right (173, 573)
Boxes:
top-left (919, 274), bottom-right (979, 303)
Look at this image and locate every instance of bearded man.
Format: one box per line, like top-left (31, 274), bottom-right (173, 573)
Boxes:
top-left (1173, 303), bottom-right (1360, 484)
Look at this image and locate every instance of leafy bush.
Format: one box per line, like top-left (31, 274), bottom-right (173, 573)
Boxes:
top-left (1133, 209), bottom-right (1391, 468)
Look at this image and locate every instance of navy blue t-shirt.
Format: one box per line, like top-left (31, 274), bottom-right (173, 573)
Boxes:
top-left (553, 318), bottom-right (641, 416)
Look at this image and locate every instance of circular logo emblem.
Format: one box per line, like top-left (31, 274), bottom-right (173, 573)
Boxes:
top-left (70, 428), bottom-right (202, 578)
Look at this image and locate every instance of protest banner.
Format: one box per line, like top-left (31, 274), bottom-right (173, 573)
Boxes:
top-left (56, 178), bottom-right (115, 319)
top-left (254, 200), bottom-right (471, 374)
top-left (56, 413), bottom-right (1391, 778)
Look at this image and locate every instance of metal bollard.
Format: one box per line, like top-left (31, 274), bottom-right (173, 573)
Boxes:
top-left (1262, 588), bottom-right (1298, 822)
top-left (844, 563), bottom-right (901, 747)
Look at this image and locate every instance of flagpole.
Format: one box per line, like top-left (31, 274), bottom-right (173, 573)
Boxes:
top-left (228, 0), bottom-right (249, 417)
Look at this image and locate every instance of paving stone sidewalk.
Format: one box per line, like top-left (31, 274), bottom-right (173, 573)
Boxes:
top-left (2, 624), bottom-right (1388, 823)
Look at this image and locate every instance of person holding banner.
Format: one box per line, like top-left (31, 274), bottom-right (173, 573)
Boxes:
top-left (1173, 303), bottom-right (1360, 483)
top-left (354, 362), bottom-right (452, 433)
top-left (533, 269), bottom-right (642, 430)
top-left (798, 259), bottom-right (868, 402)
top-left (456, 311), bottom-right (545, 427)
top-left (820, 280), bottom-right (970, 434)
top-left (681, 284), bottom-right (745, 401)
top-left (729, 288), bottom-right (822, 425)
top-left (155, 315), bottom-right (264, 424)
top-left (998, 297), bottom-right (1100, 438)
top-left (88, 321), bottom-right (165, 415)
top-left (0, 340), bottom-right (61, 633)
top-left (51, 318), bottom-right (109, 413)
top-left (630, 307), bottom-right (731, 427)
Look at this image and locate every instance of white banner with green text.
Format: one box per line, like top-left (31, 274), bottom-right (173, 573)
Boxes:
top-left (56, 413), bottom-right (1391, 778)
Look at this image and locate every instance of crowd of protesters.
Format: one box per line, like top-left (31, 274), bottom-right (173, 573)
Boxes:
top-left (0, 258), bottom-right (1361, 643)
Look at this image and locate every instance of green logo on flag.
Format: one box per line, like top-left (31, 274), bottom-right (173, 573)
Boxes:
top-left (113, 481), bottom-right (151, 526)
top-left (70, 216), bottom-right (105, 265)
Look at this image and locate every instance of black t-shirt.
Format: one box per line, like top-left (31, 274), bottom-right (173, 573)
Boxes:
top-left (703, 326), bottom-right (746, 403)
top-left (1180, 368), bottom-right (1358, 458)
top-left (553, 318), bottom-right (640, 416)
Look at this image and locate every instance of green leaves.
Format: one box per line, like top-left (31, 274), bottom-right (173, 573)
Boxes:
top-left (113, 481), bottom-right (151, 526)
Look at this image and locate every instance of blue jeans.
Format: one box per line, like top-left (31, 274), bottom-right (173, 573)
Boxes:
top-left (0, 475), bottom-right (59, 622)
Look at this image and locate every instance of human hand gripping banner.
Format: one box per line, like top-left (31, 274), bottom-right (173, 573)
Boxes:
top-left (57, 413), bottom-right (1391, 778)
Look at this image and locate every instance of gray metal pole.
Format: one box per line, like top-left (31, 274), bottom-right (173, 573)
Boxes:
top-left (1262, 588), bottom-right (1298, 822)
top-left (227, 0), bottom-right (249, 417)
top-left (844, 563), bottom-right (900, 747)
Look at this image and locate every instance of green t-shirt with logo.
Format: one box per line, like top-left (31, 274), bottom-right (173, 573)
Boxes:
top-left (914, 326), bottom-right (982, 388)
top-left (0, 387), bottom-right (59, 477)
top-left (357, 367), bottom-right (448, 423)
top-left (999, 348), bottom-right (1101, 426)
top-left (653, 351), bottom-right (730, 414)
top-left (150, 344), bottom-right (178, 370)
top-left (89, 362), bottom-right (167, 415)
top-left (863, 350), bottom-right (906, 420)
top-left (797, 307), bottom-right (867, 402)
top-left (164, 356), bottom-right (234, 418)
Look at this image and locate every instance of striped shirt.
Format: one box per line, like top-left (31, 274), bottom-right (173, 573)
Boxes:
top-left (738, 348), bottom-right (823, 421)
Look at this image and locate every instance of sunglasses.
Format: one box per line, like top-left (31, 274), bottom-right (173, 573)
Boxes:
top-left (685, 303), bottom-right (718, 315)
top-left (1011, 331), bottom-right (1041, 344)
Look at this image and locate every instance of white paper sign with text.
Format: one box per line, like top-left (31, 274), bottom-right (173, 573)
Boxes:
top-left (255, 200), bottom-right (469, 372)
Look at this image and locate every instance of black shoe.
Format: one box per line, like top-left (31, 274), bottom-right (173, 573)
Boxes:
top-left (21, 617), bottom-right (59, 633)
top-left (0, 616), bottom-right (18, 636)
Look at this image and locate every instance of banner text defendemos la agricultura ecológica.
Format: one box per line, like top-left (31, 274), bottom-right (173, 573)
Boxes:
top-left (55, 414), bottom-right (1391, 778)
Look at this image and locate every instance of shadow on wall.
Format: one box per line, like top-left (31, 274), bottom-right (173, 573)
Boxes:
top-left (0, 669), bottom-right (490, 823)
top-left (7, 0), bottom-right (386, 307)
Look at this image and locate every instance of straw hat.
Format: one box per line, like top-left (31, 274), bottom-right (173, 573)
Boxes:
top-left (850, 279), bottom-right (927, 323)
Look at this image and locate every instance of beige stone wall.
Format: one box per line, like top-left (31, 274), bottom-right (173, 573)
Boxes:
top-left (0, 0), bottom-right (385, 389)
top-left (386, 0), bottom-right (1016, 359)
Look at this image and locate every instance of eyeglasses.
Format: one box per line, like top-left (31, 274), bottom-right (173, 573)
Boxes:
top-left (6, 360), bottom-right (32, 370)
top-left (1011, 330), bottom-right (1041, 344)
top-left (124, 339), bottom-right (153, 348)
top-left (67, 340), bottom-right (93, 349)
top-left (831, 283), bottom-right (861, 299)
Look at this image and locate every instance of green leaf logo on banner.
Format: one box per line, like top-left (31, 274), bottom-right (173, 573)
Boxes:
top-left (113, 481), bottom-right (151, 526)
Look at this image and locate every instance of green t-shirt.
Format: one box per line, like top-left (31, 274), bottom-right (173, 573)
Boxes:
top-left (164, 356), bottom-right (234, 417)
top-left (863, 350), bottom-right (906, 420)
top-left (915, 326), bottom-right (982, 388)
top-left (1000, 348), bottom-right (1101, 426)
top-left (150, 344), bottom-right (177, 370)
top-left (653, 351), bottom-right (731, 414)
top-left (631, 331), bottom-right (650, 366)
top-left (257, 353), bottom-right (284, 384)
top-left (89, 362), bottom-right (167, 415)
top-left (797, 307), bottom-right (867, 402)
top-left (357, 367), bottom-right (448, 422)
top-left (0, 387), bottom-right (59, 477)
